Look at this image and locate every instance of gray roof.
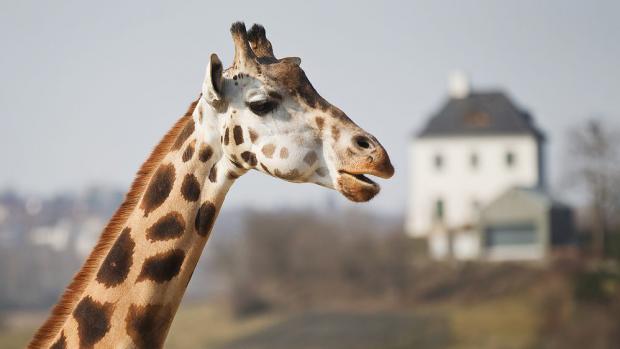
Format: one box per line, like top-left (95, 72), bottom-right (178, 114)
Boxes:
top-left (481, 186), bottom-right (571, 216)
top-left (418, 91), bottom-right (545, 140)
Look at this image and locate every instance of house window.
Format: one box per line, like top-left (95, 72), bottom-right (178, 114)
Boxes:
top-left (435, 199), bottom-right (445, 221)
top-left (434, 154), bottom-right (444, 171)
top-left (470, 152), bottom-right (479, 169)
top-left (505, 151), bottom-right (516, 168)
top-left (485, 224), bottom-right (537, 247)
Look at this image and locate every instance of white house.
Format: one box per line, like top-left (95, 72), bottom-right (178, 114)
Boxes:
top-left (406, 75), bottom-right (548, 260)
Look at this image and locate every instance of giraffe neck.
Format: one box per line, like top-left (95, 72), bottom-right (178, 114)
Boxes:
top-left (30, 97), bottom-right (244, 349)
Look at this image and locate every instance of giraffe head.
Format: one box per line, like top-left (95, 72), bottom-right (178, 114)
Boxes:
top-left (201, 22), bottom-right (393, 202)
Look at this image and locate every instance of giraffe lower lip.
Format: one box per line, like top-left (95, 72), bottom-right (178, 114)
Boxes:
top-left (337, 171), bottom-right (381, 202)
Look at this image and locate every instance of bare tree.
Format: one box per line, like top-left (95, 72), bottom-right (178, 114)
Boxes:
top-left (565, 119), bottom-right (620, 258)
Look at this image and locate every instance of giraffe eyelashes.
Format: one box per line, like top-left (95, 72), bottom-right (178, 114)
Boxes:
top-left (247, 99), bottom-right (278, 116)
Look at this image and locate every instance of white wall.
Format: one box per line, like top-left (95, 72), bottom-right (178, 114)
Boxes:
top-left (406, 135), bottom-right (541, 237)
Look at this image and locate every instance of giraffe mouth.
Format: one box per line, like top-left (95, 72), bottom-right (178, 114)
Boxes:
top-left (337, 171), bottom-right (380, 202)
top-left (340, 171), bottom-right (377, 186)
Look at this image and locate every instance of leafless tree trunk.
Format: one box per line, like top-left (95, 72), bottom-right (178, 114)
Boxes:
top-left (565, 119), bottom-right (620, 259)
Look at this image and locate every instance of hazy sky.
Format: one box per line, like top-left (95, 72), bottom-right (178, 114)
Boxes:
top-left (1, 1), bottom-right (619, 214)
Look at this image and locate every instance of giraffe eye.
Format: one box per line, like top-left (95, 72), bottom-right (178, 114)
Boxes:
top-left (248, 100), bottom-right (278, 116)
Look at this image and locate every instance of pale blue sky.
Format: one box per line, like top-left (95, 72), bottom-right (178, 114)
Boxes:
top-left (1, 1), bottom-right (619, 213)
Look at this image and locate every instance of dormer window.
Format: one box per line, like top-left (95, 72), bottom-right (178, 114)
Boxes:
top-left (505, 151), bottom-right (516, 168)
top-left (464, 111), bottom-right (491, 128)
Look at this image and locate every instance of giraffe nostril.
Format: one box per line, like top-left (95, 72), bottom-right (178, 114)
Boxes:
top-left (354, 135), bottom-right (373, 150)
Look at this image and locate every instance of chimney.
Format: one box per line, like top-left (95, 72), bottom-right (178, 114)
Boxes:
top-left (448, 70), bottom-right (469, 99)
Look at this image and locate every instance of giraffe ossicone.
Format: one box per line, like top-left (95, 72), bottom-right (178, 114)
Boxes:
top-left (29, 22), bottom-right (393, 349)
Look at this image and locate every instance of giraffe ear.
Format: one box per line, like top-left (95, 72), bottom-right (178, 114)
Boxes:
top-left (202, 53), bottom-right (224, 106)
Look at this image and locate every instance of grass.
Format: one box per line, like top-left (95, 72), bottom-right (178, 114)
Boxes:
top-left (448, 299), bottom-right (540, 349)
top-left (168, 297), bottom-right (541, 349)
top-left (165, 301), bottom-right (281, 349)
top-left (212, 310), bottom-right (450, 349)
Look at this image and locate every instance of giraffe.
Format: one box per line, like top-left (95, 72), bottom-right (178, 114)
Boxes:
top-left (29, 22), bottom-right (394, 349)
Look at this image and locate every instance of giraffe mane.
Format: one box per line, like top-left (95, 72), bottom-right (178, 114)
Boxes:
top-left (28, 97), bottom-right (201, 349)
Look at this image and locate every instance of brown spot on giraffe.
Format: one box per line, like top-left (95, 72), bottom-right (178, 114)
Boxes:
top-left (96, 228), bottom-right (135, 287)
top-left (50, 332), bottom-right (67, 349)
top-left (182, 140), bottom-right (195, 162)
top-left (195, 201), bottom-right (216, 237)
top-left (146, 212), bottom-right (186, 242)
top-left (140, 163), bottom-right (175, 217)
top-left (248, 128), bottom-right (259, 143)
top-left (261, 144), bottom-right (275, 158)
top-left (125, 303), bottom-right (172, 349)
top-left (332, 125), bottom-right (340, 142)
top-left (198, 144), bottom-right (213, 162)
top-left (315, 167), bottom-right (328, 177)
top-left (279, 147), bottom-right (289, 159)
top-left (72, 296), bottom-right (113, 348)
top-left (208, 164), bottom-right (218, 183)
top-left (241, 151), bottom-right (258, 166)
top-left (137, 249), bottom-right (186, 283)
top-left (223, 127), bottom-right (230, 145)
top-left (181, 173), bottom-right (201, 202)
top-left (227, 171), bottom-right (240, 180)
top-left (232, 125), bottom-right (244, 145)
top-left (315, 116), bottom-right (324, 131)
top-left (172, 120), bottom-right (195, 150)
top-left (303, 151), bottom-right (318, 166)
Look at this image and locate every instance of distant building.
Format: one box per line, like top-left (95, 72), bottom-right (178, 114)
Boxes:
top-left (406, 74), bottom-right (573, 261)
